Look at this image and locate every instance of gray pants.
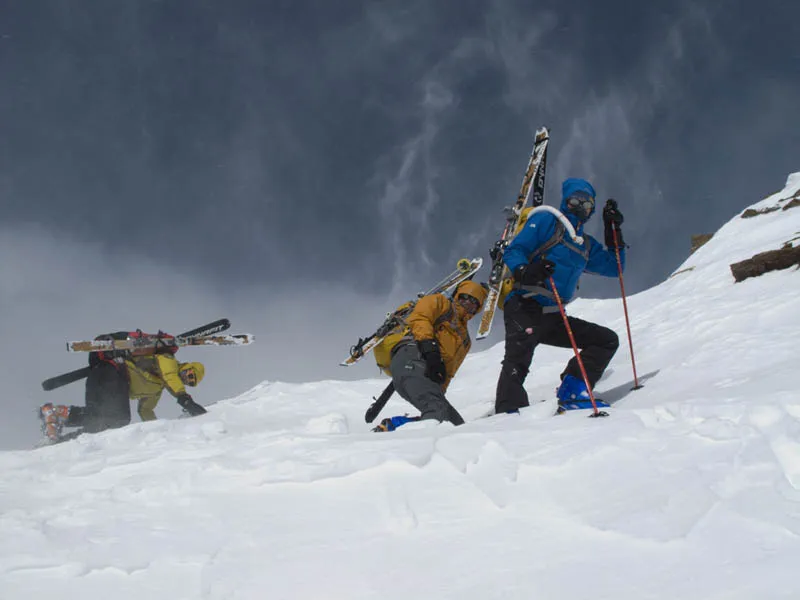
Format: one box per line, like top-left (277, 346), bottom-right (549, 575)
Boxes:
top-left (390, 343), bottom-right (465, 425)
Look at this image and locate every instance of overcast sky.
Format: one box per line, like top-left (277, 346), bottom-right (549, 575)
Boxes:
top-left (1, 0), bottom-right (798, 449)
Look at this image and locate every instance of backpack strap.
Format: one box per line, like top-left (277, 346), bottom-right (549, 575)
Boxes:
top-left (433, 300), bottom-right (471, 352)
top-left (527, 220), bottom-right (566, 264)
top-left (511, 221), bottom-right (566, 299)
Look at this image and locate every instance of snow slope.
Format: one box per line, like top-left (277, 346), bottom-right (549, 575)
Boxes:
top-left (1, 175), bottom-right (799, 600)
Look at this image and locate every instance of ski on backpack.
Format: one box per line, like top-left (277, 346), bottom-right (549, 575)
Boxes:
top-left (43, 319), bottom-right (232, 390)
top-left (341, 257), bottom-right (482, 367)
top-left (67, 333), bottom-right (253, 353)
top-left (173, 318), bottom-right (232, 339)
top-left (41, 366), bottom-right (92, 392)
top-left (364, 381), bottom-right (395, 423)
top-left (476, 126), bottom-right (550, 340)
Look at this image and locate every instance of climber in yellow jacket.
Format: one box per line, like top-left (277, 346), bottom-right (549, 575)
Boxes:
top-left (375, 279), bottom-right (488, 430)
top-left (126, 353), bottom-right (207, 421)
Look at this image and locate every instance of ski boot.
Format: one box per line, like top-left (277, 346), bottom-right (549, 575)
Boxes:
top-left (38, 403), bottom-right (70, 443)
top-left (372, 414), bottom-right (422, 432)
top-left (555, 375), bottom-right (609, 415)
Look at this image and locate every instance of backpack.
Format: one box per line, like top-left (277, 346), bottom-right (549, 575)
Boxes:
top-left (373, 302), bottom-right (414, 376)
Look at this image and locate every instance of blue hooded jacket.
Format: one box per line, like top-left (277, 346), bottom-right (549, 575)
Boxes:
top-left (503, 178), bottom-right (625, 308)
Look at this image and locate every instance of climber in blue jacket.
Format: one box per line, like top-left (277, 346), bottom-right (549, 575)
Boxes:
top-left (495, 177), bottom-right (626, 414)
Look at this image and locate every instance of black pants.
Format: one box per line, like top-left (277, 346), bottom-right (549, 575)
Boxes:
top-left (66, 360), bottom-right (131, 434)
top-left (495, 295), bottom-right (619, 414)
top-left (390, 343), bottom-right (465, 425)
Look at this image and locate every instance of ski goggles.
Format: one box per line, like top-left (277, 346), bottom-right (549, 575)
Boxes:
top-left (457, 293), bottom-right (482, 313)
top-left (566, 193), bottom-right (595, 217)
top-left (180, 367), bottom-right (198, 387)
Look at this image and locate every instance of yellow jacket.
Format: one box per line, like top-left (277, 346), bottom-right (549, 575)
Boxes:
top-left (405, 280), bottom-right (487, 391)
top-left (126, 354), bottom-right (203, 421)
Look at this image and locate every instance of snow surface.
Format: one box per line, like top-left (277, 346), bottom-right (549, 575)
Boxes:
top-left (1, 174), bottom-right (799, 599)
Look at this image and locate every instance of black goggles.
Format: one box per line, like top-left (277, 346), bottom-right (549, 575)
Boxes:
top-left (457, 293), bottom-right (481, 312)
top-left (566, 194), bottom-right (595, 216)
top-left (180, 368), bottom-right (197, 386)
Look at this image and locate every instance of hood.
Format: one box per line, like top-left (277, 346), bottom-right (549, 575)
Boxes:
top-left (179, 362), bottom-right (205, 386)
top-left (454, 280), bottom-right (489, 320)
top-left (560, 178), bottom-right (597, 224)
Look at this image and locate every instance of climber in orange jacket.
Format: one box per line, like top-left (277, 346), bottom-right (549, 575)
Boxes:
top-left (374, 279), bottom-right (488, 431)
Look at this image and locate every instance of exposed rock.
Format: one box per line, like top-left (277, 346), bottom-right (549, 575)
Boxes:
top-left (690, 234), bottom-right (713, 254)
top-left (741, 206), bottom-right (780, 218)
top-left (784, 198), bottom-right (800, 211)
top-left (730, 244), bottom-right (800, 282)
top-left (742, 190), bottom-right (800, 218)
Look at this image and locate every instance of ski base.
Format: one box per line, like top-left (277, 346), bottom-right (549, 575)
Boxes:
top-left (67, 333), bottom-right (254, 353)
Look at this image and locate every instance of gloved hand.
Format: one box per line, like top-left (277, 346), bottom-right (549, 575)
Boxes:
top-left (418, 339), bottom-right (447, 385)
top-left (513, 259), bottom-right (555, 286)
top-left (177, 393), bottom-right (207, 417)
top-left (603, 199), bottom-right (625, 249)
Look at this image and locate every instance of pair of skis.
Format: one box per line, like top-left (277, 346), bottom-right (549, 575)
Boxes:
top-left (476, 126), bottom-right (550, 339)
top-left (42, 319), bottom-right (253, 391)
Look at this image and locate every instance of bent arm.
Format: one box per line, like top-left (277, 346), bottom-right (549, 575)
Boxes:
top-left (585, 234), bottom-right (625, 276)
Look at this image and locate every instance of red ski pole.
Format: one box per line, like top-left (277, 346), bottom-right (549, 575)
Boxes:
top-left (548, 276), bottom-right (608, 418)
top-left (611, 226), bottom-right (642, 390)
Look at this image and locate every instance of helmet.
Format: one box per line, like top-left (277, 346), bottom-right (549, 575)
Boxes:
top-left (178, 362), bottom-right (205, 387)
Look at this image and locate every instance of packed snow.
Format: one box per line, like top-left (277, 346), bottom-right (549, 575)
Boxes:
top-left (1, 175), bottom-right (799, 599)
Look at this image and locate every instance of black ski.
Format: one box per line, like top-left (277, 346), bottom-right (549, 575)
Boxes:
top-left (364, 382), bottom-right (395, 423)
top-left (175, 318), bottom-right (231, 339)
top-left (41, 366), bottom-right (92, 392)
top-left (41, 318), bottom-right (231, 391)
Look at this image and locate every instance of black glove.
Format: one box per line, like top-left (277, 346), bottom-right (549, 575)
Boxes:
top-left (603, 199), bottom-right (625, 249)
top-left (177, 393), bottom-right (207, 417)
top-left (513, 259), bottom-right (555, 286)
top-left (489, 241), bottom-right (504, 262)
top-left (418, 339), bottom-right (447, 385)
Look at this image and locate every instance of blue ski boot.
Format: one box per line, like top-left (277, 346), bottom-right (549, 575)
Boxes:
top-left (372, 415), bottom-right (422, 432)
top-left (556, 375), bottom-right (609, 413)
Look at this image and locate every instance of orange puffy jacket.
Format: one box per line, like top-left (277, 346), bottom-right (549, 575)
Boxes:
top-left (404, 280), bottom-right (487, 390)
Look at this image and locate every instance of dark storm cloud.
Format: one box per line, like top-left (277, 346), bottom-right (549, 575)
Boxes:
top-left (3, 0), bottom-right (798, 289)
top-left (1, 1), bottom-right (799, 447)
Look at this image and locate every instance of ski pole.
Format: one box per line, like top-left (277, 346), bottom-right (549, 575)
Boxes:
top-left (611, 226), bottom-right (642, 390)
top-left (548, 276), bottom-right (607, 418)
